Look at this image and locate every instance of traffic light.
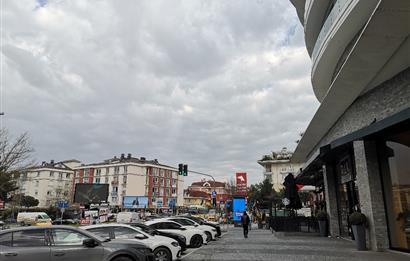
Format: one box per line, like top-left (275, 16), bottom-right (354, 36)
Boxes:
top-left (183, 164), bottom-right (188, 176)
top-left (178, 164), bottom-right (183, 176)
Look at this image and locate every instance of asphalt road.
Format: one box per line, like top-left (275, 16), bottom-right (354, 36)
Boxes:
top-left (180, 227), bottom-right (409, 261)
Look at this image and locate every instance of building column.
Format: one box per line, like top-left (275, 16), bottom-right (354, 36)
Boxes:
top-left (323, 163), bottom-right (340, 237)
top-left (353, 140), bottom-right (389, 251)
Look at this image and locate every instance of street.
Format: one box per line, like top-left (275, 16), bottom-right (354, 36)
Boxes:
top-left (181, 226), bottom-right (410, 261)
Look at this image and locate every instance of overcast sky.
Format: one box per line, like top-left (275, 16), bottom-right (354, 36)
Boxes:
top-left (1, 0), bottom-right (319, 186)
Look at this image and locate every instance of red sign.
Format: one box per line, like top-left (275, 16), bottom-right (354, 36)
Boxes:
top-left (0, 201), bottom-right (4, 209)
top-left (80, 218), bottom-right (90, 225)
top-left (236, 172), bottom-right (248, 196)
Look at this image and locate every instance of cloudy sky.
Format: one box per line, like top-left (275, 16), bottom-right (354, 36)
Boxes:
top-left (1, 0), bottom-right (319, 186)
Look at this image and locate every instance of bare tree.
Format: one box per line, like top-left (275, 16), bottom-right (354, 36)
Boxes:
top-left (0, 129), bottom-right (34, 201)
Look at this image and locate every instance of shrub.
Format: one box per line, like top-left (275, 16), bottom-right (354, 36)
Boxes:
top-left (349, 212), bottom-right (367, 226)
top-left (316, 210), bottom-right (327, 221)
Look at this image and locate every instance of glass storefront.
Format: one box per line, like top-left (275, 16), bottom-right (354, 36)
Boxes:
top-left (336, 154), bottom-right (360, 238)
top-left (380, 130), bottom-right (410, 251)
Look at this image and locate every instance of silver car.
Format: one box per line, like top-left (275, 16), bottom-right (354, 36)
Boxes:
top-left (0, 226), bottom-right (154, 261)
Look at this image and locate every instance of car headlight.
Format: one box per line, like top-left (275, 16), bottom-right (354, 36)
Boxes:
top-left (171, 241), bottom-right (179, 247)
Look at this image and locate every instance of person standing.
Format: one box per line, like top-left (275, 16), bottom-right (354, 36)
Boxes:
top-left (241, 211), bottom-right (250, 238)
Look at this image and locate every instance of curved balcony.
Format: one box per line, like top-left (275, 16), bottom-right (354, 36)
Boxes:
top-left (310, 0), bottom-right (380, 102)
top-left (304, 0), bottom-right (332, 56)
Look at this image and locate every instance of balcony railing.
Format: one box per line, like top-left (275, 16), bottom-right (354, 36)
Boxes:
top-left (312, 0), bottom-right (350, 62)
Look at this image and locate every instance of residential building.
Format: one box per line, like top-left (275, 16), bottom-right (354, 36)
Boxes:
top-left (290, 0), bottom-right (409, 252)
top-left (16, 160), bottom-right (78, 208)
top-left (187, 180), bottom-right (232, 203)
top-left (72, 154), bottom-right (184, 208)
top-left (257, 148), bottom-right (303, 191)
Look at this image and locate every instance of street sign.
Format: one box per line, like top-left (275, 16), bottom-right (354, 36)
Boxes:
top-left (57, 201), bottom-right (69, 209)
top-left (211, 191), bottom-right (217, 199)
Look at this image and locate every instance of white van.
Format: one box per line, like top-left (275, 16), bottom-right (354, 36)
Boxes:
top-left (17, 212), bottom-right (52, 226)
top-left (116, 212), bottom-right (140, 223)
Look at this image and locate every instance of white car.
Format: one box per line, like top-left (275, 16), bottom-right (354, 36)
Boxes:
top-left (82, 224), bottom-right (181, 261)
top-left (145, 219), bottom-right (207, 248)
top-left (165, 217), bottom-right (218, 241)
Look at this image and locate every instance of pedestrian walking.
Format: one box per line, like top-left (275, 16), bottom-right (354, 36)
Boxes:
top-left (241, 211), bottom-right (250, 238)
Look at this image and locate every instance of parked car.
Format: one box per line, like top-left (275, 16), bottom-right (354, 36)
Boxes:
top-left (164, 217), bottom-right (217, 241)
top-left (127, 222), bottom-right (187, 252)
top-left (145, 220), bottom-right (207, 248)
top-left (117, 212), bottom-right (141, 223)
top-left (0, 225), bottom-right (153, 261)
top-left (83, 224), bottom-right (181, 261)
top-left (52, 218), bottom-right (79, 225)
top-left (16, 212), bottom-right (52, 226)
top-left (178, 215), bottom-right (222, 237)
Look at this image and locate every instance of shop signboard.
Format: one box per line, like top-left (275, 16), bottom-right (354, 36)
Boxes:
top-left (123, 196), bottom-right (149, 209)
top-left (236, 173), bottom-right (248, 196)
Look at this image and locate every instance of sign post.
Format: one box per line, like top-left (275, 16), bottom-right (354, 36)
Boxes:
top-left (57, 201), bottom-right (69, 225)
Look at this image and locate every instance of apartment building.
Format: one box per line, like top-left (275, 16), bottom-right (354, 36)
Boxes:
top-left (257, 148), bottom-right (303, 191)
top-left (17, 160), bottom-right (80, 208)
top-left (72, 154), bottom-right (184, 208)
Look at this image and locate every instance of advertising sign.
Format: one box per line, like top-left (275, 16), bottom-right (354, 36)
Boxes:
top-left (0, 201), bottom-right (4, 209)
top-left (156, 198), bottom-right (163, 208)
top-left (236, 172), bottom-right (248, 195)
top-left (123, 196), bottom-right (149, 209)
top-left (168, 198), bottom-right (176, 208)
top-left (74, 184), bottom-right (109, 204)
top-left (233, 197), bottom-right (246, 222)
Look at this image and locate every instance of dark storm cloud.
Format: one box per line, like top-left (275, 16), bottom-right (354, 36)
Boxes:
top-left (2, 0), bottom-right (318, 186)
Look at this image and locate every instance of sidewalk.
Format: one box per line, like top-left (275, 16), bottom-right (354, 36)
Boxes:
top-left (182, 227), bottom-right (410, 261)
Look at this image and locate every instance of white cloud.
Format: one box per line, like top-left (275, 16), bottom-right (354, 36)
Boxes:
top-left (2, 0), bottom-right (319, 186)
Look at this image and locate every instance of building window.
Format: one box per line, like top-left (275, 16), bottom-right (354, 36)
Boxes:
top-left (47, 191), bottom-right (51, 196)
top-left (66, 173), bottom-right (70, 179)
top-left (154, 177), bottom-right (158, 184)
top-left (34, 191), bottom-right (38, 196)
top-left (114, 166), bottom-right (120, 174)
top-left (35, 181), bottom-right (39, 187)
top-left (96, 169), bottom-right (101, 175)
top-left (124, 166), bottom-right (127, 173)
top-left (172, 188), bottom-right (176, 195)
top-left (37, 172), bottom-right (40, 177)
top-left (58, 173), bottom-right (63, 180)
top-left (95, 178), bottom-right (100, 184)
top-left (50, 172), bottom-right (54, 177)
top-left (123, 175), bottom-right (127, 184)
top-left (106, 168), bottom-right (110, 174)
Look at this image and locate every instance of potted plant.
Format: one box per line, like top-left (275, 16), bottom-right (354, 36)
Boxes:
top-left (349, 212), bottom-right (367, 251)
top-left (316, 210), bottom-right (327, 237)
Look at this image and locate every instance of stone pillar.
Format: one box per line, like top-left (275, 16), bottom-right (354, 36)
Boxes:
top-left (353, 140), bottom-right (389, 251)
top-left (323, 163), bottom-right (340, 237)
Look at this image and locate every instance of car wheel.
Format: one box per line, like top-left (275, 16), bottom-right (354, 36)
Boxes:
top-left (205, 231), bottom-right (212, 242)
top-left (190, 235), bottom-right (203, 248)
top-left (153, 247), bottom-right (171, 261)
top-left (111, 256), bottom-right (133, 261)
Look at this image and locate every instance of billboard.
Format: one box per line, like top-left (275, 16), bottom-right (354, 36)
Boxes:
top-left (233, 197), bottom-right (247, 222)
top-left (74, 184), bottom-right (109, 204)
top-left (236, 172), bottom-right (248, 195)
top-left (123, 196), bottom-right (149, 209)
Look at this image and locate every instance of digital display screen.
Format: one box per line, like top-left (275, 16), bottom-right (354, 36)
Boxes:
top-left (123, 196), bottom-right (149, 209)
top-left (233, 197), bottom-right (246, 222)
top-left (74, 184), bottom-right (109, 204)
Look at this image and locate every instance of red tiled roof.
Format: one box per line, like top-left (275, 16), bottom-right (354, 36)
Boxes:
top-left (190, 181), bottom-right (226, 187)
top-left (185, 190), bottom-right (209, 198)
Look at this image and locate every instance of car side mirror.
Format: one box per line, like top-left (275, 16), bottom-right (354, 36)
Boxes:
top-left (135, 234), bottom-right (147, 240)
top-left (83, 238), bottom-right (98, 248)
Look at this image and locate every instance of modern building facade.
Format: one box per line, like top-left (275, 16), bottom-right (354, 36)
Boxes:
top-left (290, 0), bottom-right (409, 252)
top-left (17, 160), bottom-right (79, 208)
top-left (257, 148), bottom-right (303, 191)
top-left (72, 154), bottom-right (184, 209)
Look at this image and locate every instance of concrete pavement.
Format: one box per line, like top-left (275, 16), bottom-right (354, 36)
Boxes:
top-left (181, 227), bottom-right (409, 261)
